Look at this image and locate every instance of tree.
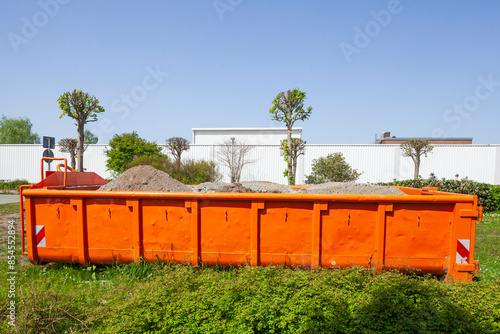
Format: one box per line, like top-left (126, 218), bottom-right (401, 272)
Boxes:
top-left (218, 139), bottom-right (253, 183)
top-left (105, 132), bottom-right (164, 176)
top-left (0, 115), bottom-right (40, 144)
top-left (400, 139), bottom-right (434, 180)
top-left (270, 88), bottom-right (312, 185)
top-left (280, 138), bottom-right (306, 185)
top-left (84, 130), bottom-right (99, 144)
top-left (305, 153), bottom-right (362, 184)
top-left (58, 131), bottom-right (99, 169)
top-left (58, 89), bottom-right (105, 172)
top-left (58, 138), bottom-right (78, 169)
top-left (166, 137), bottom-right (190, 168)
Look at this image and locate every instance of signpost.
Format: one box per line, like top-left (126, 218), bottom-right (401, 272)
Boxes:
top-left (42, 136), bottom-right (55, 171)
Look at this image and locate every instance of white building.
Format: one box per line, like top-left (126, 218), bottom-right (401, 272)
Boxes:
top-left (192, 127), bottom-right (302, 145)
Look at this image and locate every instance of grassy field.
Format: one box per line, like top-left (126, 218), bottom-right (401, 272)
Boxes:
top-left (1, 204), bottom-right (499, 333)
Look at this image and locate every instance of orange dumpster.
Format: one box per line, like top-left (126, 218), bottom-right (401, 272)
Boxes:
top-left (20, 162), bottom-right (481, 283)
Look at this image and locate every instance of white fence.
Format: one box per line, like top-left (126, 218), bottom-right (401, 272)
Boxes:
top-left (1, 144), bottom-right (499, 185)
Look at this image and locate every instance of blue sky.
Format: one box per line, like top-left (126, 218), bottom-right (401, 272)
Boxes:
top-left (1, 0), bottom-right (499, 144)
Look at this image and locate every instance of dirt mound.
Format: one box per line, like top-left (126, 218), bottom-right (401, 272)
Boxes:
top-left (303, 182), bottom-right (405, 195)
top-left (194, 181), bottom-right (298, 193)
top-left (242, 181), bottom-right (297, 194)
top-left (98, 165), bottom-right (191, 192)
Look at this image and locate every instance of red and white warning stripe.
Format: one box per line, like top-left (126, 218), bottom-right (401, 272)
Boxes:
top-left (36, 225), bottom-right (46, 247)
top-left (456, 239), bottom-right (470, 264)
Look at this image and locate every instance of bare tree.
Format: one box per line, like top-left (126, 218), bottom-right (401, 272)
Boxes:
top-left (58, 138), bottom-right (78, 169)
top-left (166, 137), bottom-right (190, 168)
top-left (58, 131), bottom-right (98, 170)
top-left (401, 139), bottom-right (434, 179)
top-left (218, 139), bottom-right (254, 183)
top-left (280, 138), bottom-right (306, 184)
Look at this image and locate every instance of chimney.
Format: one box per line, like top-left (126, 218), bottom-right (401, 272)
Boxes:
top-left (382, 132), bottom-right (391, 138)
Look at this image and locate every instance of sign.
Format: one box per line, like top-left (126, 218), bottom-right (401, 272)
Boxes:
top-left (43, 136), bottom-right (55, 149)
top-left (42, 148), bottom-right (54, 164)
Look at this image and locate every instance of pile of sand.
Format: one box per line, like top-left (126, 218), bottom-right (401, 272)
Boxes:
top-left (303, 182), bottom-right (405, 195)
top-left (98, 165), bottom-right (191, 192)
top-left (99, 166), bottom-right (405, 195)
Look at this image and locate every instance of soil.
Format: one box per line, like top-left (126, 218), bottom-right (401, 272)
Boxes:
top-left (98, 165), bottom-right (191, 192)
top-left (303, 182), bottom-right (405, 195)
top-left (98, 165), bottom-right (405, 195)
top-left (0, 212), bottom-right (31, 267)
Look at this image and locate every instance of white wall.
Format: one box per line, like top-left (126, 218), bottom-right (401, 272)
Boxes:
top-left (192, 128), bottom-right (302, 145)
top-left (1, 144), bottom-right (499, 185)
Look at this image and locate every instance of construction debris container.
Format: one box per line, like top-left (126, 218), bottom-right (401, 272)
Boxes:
top-left (20, 182), bottom-right (481, 282)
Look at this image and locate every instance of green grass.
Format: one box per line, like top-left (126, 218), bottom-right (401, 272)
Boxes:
top-left (475, 212), bottom-right (500, 281)
top-left (1, 203), bottom-right (499, 333)
top-left (0, 202), bottom-right (20, 215)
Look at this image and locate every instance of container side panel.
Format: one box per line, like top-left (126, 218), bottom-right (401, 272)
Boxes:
top-left (141, 199), bottom-right (192, 263)
top-left (260, 201), bottom-right (314, 266)
top-left (85, 198), bottom-right (134, 263)
top-left (33, 197), bottom-right (78, 262)
top-left (199, 200), bottom-right (252, 265)
top-left (385, 203), bottom-right (453, 274)
top-left (321, 203), bottom-right (378, 268)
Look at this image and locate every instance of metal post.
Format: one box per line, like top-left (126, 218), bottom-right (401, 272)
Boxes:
top-left (230, 137), bottom-right (235, 183)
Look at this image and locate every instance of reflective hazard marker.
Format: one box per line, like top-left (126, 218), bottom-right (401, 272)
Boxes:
top-left (456, 239), bottom-right (470, 264)
top-left (36, 225), bottom-right (46, 247)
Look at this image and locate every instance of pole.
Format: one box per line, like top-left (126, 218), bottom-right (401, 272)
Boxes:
top-left (230, 137), bottom-right (235, 183)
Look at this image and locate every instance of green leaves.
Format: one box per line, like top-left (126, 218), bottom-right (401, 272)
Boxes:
top-left (306, 152), bottom-right (362, 184)
top-left (269, 88), bottom-right (313, 127)
top-left (105, 132), bottom-right (164, 176)
top-left (0, 115), bottom-right (40, 144)
top-left (57, 89), bottom-right (105, 123)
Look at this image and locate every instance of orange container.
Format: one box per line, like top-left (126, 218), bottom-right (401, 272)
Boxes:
top-left (20, 169), bottom-right (481, 282)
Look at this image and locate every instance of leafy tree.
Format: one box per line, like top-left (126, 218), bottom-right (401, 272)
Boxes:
top-left (280, 138), bottom-right (306, 185)
top-left (305, 153), bottom-right (361, 184)
top-left (218, 139), bottom-right (254, 182)
top-left (105, 132), bottom-right (163, 176)
top-left (270, 88), bottom-right (312, 185)
top-left (84, 130), bottom-right (99, 144)
top-left (166, 137), bottom-right (190, 168)
top-left (58, 89), bottom-right (105, 171)
top-left (400, 139), bottom-right (434, 180)
top-left (0, 115), bottom-right (40, 144)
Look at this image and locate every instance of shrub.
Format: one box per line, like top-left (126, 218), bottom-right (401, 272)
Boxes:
top-left (381, 175), bottom-right (498, 212)
top-left (126, 156), bottom-right (221, 184)
top-left (305, 153), bottom-right (362, 184)
top-left (105, 132), bottom-right (164, 176)
top-left (0, 179), bottom-right (30, 190)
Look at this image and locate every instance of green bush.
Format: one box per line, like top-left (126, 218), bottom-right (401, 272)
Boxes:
top-left (105, 132), bottom-right (164, 176)
top-left (126, 155), bottom-right (221, 184)
top-left (381, 174), bottom-right (498, 212)
top-left (306, 152), bottom-right (362, 184)
top-left (0, 179), bottom-right (29, 190)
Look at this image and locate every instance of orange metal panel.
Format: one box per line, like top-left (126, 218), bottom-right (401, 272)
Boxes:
top-left (321, 202), bottom-right (379, 268)
top-left (199, 200), bottom-right (252, 264)
top-left (385, 203), bottom-right (453, 274)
